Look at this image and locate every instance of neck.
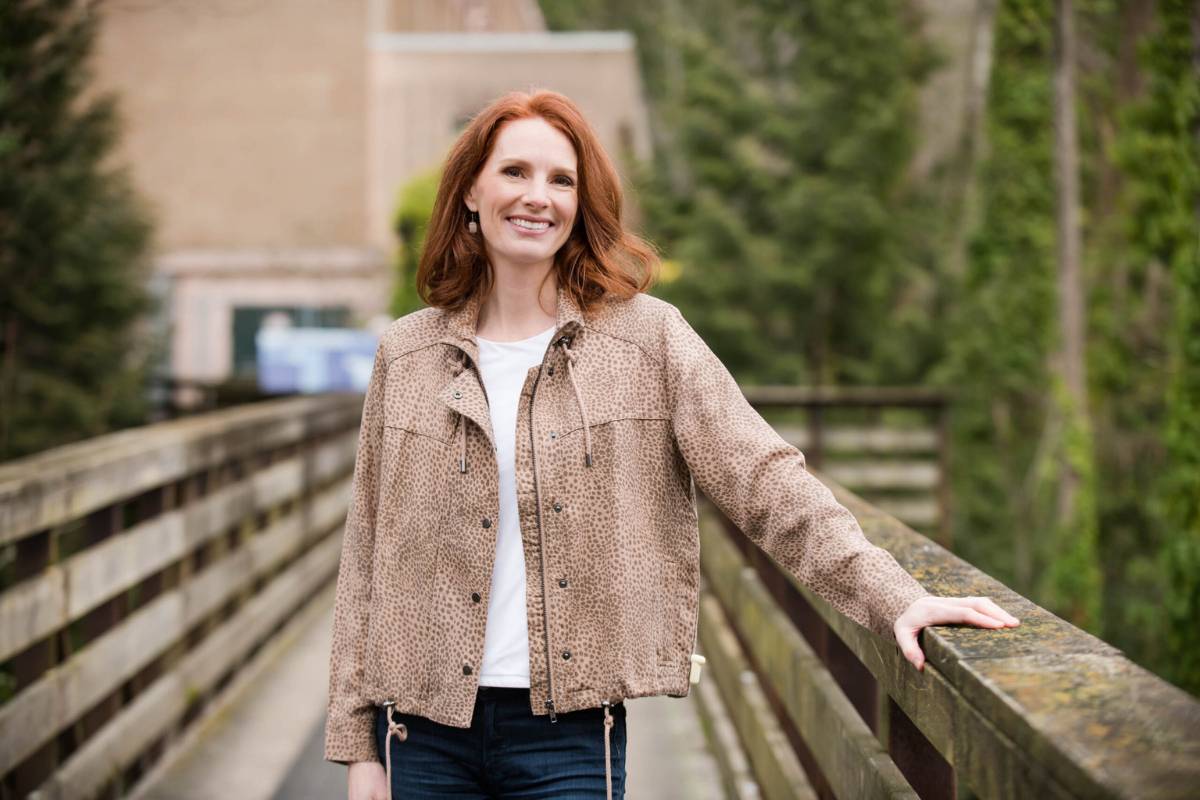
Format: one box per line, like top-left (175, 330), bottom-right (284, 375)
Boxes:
top-left (476, 259), bottom-right (558, 341)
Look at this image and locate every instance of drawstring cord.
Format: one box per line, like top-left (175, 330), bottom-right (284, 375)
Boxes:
top-left (601, 700), bottom-right (615, 800)
top-left (383, 702), bottom-right (407, 800)
top-left (452, 351), bottom-right (469, 473)
top-left (559, 338), bottom-right (594, 468)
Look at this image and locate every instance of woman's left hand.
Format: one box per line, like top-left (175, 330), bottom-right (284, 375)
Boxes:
top-left (894, 596), bottom-right (1021, 671)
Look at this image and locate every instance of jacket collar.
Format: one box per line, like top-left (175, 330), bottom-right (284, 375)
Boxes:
top-left (439, 281), bottom-right (587, 362)
top-left (436, 281), bottom-right (591, 468)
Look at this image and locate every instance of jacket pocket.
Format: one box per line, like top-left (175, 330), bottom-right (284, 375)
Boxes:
top-left (384, 405), bottom-right (457, 445)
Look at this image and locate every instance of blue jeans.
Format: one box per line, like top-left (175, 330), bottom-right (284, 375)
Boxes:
top-left (374, 686), bottom-right (627, 799)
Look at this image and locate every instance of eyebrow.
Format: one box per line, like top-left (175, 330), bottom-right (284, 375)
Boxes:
top-left (498, 157), bottom-right (577, 178)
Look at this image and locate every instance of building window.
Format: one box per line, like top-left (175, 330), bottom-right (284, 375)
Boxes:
top-left (231, 306), bottom-right (350, 378)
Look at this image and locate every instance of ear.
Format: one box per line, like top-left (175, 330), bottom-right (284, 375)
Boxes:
top-left (464, 187), bottom-right (478, 214)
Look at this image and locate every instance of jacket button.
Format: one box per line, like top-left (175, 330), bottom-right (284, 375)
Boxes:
top-left (452, 390), bottom-right (462, 399)
top-left (561, 650), bottom-right (572, 660)
top-left (472, 592), bottom-right (482, 603)
top-left (552, 502), bottom-right (562, 513)
top-left (549, 431), bottom-right (557, 440)
top-left (482, 517), bottom-right (492, 529)
top-left (558, 578), bottom-right (568, 588)
top-left (463, 664), bottom-right (473, 675)
top-left (547, 366), bottom-right (555, 376)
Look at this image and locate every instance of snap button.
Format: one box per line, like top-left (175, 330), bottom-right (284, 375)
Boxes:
top-left (482, 518), bottom-right (492, 529)
top-left (452, 390), bottom-right (462, 399)
top-left (558, 578), bottom-right (568, 588)
top-left (462, 664), bottom-right (472, 675)
top-left (561, 650), bottom-right (572, 660)
top-left (471, 592), bottom-right (481, 603)
top-left (549, 431), bottom-right (557, 440)
top-left (553, 502), bottom-right (562, 513)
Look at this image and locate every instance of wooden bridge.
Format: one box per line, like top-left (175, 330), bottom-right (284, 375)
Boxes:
top-left (1, 392), bottom-right (1197, 799)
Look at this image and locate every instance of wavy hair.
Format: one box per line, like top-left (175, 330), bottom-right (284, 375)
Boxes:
top-left (416, 89), bottom-right (658, 313)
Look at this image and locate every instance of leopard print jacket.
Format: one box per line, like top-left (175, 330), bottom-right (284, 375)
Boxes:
top-left (323, 285), bottom-right (930, 765)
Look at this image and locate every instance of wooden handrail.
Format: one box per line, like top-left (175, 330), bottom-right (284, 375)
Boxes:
top-left (696, 475), bottom-right (1200, 799)
top-left (0, 393), bottom-right (362, 799)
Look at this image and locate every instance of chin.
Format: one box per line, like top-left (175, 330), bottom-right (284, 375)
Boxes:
top-left (499, 243), bottom-right (564, 264)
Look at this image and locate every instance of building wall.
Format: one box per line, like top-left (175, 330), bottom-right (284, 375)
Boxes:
top-left (93, 0), bottom-right (370, 250)
top-left (86, 2), bottom-right (652, 382)
top-left (381, 0), bottom-right (546, 32)
top-left (160, 250), bottom-right (385, 382)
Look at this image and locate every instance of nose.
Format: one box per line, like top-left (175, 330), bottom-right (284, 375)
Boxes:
top-left (522, 179), bottom-right (550, 208)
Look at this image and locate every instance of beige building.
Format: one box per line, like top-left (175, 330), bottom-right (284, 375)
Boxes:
top-left (91, 0), bottom-right (652, 383)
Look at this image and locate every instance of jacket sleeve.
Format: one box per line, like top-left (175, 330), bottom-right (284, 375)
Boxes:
top-left (662, 305), bottom-right (929, 641)
top-left (324, 340), bottom-right (388, 765)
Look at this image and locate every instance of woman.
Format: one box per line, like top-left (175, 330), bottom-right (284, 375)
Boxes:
top-left (324, 89), bottom-right (1020, 800)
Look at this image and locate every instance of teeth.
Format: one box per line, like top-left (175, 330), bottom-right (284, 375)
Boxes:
top-left (510, 218), bottom-right (550, 230)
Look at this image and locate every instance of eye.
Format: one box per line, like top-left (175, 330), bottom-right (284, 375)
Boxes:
top-left (553, 175), bottom-right (575, 187)
top-left (503, 165), bottom-right (523, 178)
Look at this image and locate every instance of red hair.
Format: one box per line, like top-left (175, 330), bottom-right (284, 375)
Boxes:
top-left (416, 89), bottom-right (658, 313)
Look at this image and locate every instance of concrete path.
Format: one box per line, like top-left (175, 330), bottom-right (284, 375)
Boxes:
top-left (132, 583), bottom-right (340, 800)
top-left (133, 583), bottom-right (723, 799)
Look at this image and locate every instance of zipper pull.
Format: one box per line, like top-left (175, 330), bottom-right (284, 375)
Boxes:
top-left (545, 698), bottom-right (558, 723)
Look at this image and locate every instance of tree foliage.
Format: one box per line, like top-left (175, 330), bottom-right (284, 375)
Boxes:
top-left (544, 0), bottom-right (939, 386)
top-left (0, 0), bottom-right (157, 461)
top-left (391, 166), bottom-right (441, 318)
top-left (1115, 0), bottom-right (1200, 695)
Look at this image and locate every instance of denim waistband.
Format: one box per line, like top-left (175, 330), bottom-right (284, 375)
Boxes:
top-left (475, 685), bottom-right (531, 701)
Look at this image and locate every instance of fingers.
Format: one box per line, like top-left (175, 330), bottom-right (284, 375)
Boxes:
top-left (894, 625), bottom-right (925, 671)
top-left (919, 596), bottom-right (1023, 630)
top-left (978, 597), bottom-right (1021, 625)
top-left (960, 596), bottom-right (1020, 626)
top-left (896, 595), bottom-right (1021, 673)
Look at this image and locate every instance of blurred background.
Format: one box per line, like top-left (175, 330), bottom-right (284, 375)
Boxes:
top-left (1, 1), bottom-right (1197, 798)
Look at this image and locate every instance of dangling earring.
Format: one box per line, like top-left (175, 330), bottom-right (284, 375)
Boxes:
top-left (467, 210), bottom-right (479, 234)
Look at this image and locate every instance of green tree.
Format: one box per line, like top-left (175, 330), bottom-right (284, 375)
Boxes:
top-left (391, 166), bottom-right (440, 318)
top-left (0, 0), bottom-right (157, 461)
top-left (934, 0), bottom-right (1067, 604)
top-left (1117, 0), bottom-right (1200, 695)
top-left (543, 0), bottom-right (939, 387)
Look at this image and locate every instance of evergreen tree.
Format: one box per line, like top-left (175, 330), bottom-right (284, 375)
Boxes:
top-left (1117, 0), bottom-right (1200, 695)
top-left (0, 0), bottom-right (157, 461)
top-left (934, 0), bottom-right (1066, 603)
top-left (543, 0), bottom-right (938, 386)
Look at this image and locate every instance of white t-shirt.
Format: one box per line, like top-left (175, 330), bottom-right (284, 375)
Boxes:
top-left (474, 324), bottom-right (557, 687)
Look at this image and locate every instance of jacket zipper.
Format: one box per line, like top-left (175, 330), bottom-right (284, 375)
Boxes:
top-left (528, 336), bottom-right (562, 723)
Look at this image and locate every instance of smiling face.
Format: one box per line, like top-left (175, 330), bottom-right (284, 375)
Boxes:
top-left (464, 116), bottom-right (580, 274)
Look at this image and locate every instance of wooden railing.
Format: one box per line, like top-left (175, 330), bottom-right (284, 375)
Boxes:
top-left (692, 477), bottom-right (1200, 798)
top-left (0, 395), bottom-right (362, 799)
top-left (743, 387), bottom-right (950, 546)
top-left (4, 386), bottom-right (1196, 799)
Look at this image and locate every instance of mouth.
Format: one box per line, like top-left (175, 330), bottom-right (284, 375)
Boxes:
top-left (506, 216), bottom-right (554, 235)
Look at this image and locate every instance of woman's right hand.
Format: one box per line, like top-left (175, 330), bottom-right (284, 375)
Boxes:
top-left (348, 760), bottom-right (388, 800)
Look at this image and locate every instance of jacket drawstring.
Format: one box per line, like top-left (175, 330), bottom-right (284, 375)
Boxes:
top-left (452, 351), bottom-right (469, 473)
top-left (458, 415), bottom-right (467, 473)
top-left (601, 700), bottom-right (615, 800)
top-left (383, 702), bottom-right (407, 800)
top-left (559, 338), bottom-right (594, 468)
